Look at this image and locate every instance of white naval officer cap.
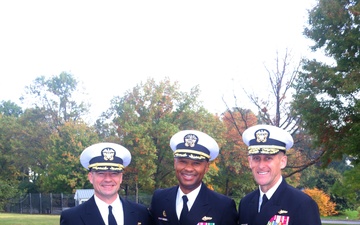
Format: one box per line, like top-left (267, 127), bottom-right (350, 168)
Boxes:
top-left (80, 142), bottom-right (131, 171)
top-left (170, 130), bottom-right (219, 161)
top-left (242, 124), bottom-right (294, 155)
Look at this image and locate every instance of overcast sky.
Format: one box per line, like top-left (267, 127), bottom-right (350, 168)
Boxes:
top-left (0, 0), bottom-right (318, 123)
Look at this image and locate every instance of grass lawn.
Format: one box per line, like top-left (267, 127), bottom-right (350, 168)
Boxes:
top-left (0, 213), bottom-right (60, 225)
top-left (321, 210), bottom-right (360, 225)
top-left (322, 209), bottom-right (359, 220)
top-left (0, 210), bottom-right (358, 225)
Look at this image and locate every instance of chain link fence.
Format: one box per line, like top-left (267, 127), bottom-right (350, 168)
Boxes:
top-left (4, 193), bottom-right (152, 215)
top-left (5, 193), bottom-right (74, 215)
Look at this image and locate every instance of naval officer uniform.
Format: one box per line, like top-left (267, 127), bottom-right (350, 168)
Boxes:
top-left (238, 125), bottom-right (321, 225)
top-left (150, 130), bottom-right (238, 225)
top-left (60, 142), bottom-right (152, 225)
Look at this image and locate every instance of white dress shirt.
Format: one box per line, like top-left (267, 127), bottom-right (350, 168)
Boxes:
top-left (258, 176), bottom-right (283, 212)
top-left (94, 194), bottom-right (124, 225)
top-left (176, 184), bottom-right (202, 219)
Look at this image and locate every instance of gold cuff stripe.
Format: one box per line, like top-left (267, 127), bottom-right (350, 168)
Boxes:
top-left (174, 149), bottom-right (210, 159)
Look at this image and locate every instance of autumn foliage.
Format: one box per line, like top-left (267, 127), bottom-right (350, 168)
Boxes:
top-left (303, 188), bottom-right (338, 217)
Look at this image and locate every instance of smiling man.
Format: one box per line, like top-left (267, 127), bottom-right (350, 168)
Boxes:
top-left (238, 125), bottom-right (321, 225)
top-left (149, 130), bottom-right (238, 225)
top-left (60, 142), bottom-right (151, 225)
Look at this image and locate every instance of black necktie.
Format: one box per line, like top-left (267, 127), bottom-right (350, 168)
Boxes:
top-left (179, 195), bottom-right (189, 224)
top-left (108, 205), bottom-right (117, 225)
top-left (260, 194), bottom-right (268, 212)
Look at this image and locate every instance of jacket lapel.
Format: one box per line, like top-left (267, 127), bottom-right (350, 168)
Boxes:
top-left (81, 196), bottom-right (106, 225)
top-left (187, 183), bottom-right (211, 223)
top-left (255, 179), bottom-right (287, 225)
top-left (164, 186), bottom-right (180, 224)
top-left (249, 190), bottom-right (260, 221)
top-left (122, 197), bottom-right (138, 225)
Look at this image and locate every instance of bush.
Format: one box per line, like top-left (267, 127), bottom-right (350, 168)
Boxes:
top-left (0, 180), bottom-right (20, 211)
top-left (303, 188), bottom-right (338, 217)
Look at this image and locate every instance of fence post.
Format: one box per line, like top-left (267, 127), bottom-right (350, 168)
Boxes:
top-left (136, 182), bottom-right (139, 203)
top-left (20, 195), bottom-right (22, 214)
top-left (30, 193), bottom-right (32, 214)
top-left (50, 193), bottom-right (53, 214)
top-left (39, 193), bottom-right (42, 214)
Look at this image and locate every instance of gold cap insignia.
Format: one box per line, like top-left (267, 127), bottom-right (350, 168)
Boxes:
top-left (184, 134), bottom-right (197, 147)
top-left (102, 147), bottom-right (116, 161)
top-left (278, 209), bottom-right (288, 214)
top-left (255, 129), bottom-right (269, 143)
top-left (202, 216), bottom-right (212, 221)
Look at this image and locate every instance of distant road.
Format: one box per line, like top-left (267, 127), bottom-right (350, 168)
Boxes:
top-left (322, 220), bottom-right (360, 225)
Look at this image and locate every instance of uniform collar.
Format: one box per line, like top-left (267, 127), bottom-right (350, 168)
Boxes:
top-left (94, 194), bottom-right (123, 225)
top-left (259, 176), bottom-right (283, 199)
top-left (176, 183), bottom-right (202, 211)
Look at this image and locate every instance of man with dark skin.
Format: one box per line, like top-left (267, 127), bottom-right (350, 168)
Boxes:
top-left (150, 130), bottom-right (238, 225)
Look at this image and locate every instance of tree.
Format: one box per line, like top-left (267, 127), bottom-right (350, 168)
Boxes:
top-left (39, 121), bottom-right (100, 193)
top-left (21, 72), bottom-right (89, 126)
top-left (15, 108), bottom-right (55, 192)
top-left (299, 160), bottom-right (346, 193)
top-left (224, 49), bottom-right (324, 182)
top-left (3, 72), bottom-right (95, 194)
top-left (218, 108), bottom-right (258, 198)
top-left (0, 107), bottom-right (56, 205)
top-left (0, 115), bottom-right (23, 206)
top-left (332, 163), bottom-right (360, 209)
top-left (247, 49), bottom-right (299, 128)
top-left (292, 0), bottom-right (360, 165)
top-left (0, 180), bottom-right (19, 211)
top-left (0, 100), bottom-right (23, 117)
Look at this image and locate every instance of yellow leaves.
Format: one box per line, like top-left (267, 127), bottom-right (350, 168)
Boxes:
top-left (207, 183), bottom-right (214, 191)
top-left (303, 188), bottom-right (338, 217)
top-left (209, 161), bottom-right (219, 172)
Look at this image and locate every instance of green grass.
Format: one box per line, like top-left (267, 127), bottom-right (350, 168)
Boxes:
top-left (322, 209), bottom-right (359, 220)
top-left (0, 213), bottom-right (60, 225)
top-left (0, 210), bottom-right (358, 225)
top-left (321, 210), bottom-right (360, 225)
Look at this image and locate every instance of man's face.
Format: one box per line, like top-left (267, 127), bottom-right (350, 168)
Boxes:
top-left (174, 157), bottom-right (209, 194)
top-left (88, 170), bottom-right (123, 203)
top-left (248, 152), bottom-right (287, 193)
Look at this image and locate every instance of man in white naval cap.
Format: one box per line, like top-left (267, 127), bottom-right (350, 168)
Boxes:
top-left (60, 142), bottom-right (152, 225)
top-left (150, 130), bottom-right (238, 225)
top-left (238, 124), bottom-right (321, 225)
